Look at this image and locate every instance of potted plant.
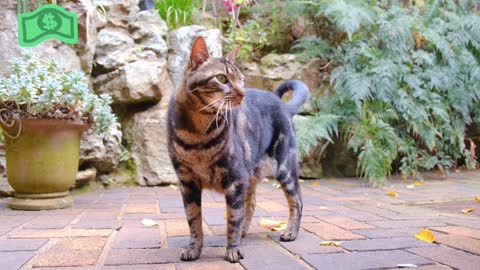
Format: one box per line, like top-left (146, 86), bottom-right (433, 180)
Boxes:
top-left (0, 52), bottom-right (116, 210)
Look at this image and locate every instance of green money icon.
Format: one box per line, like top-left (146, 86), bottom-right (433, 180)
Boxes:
top-left (18, 4), bottom-right (78, 47)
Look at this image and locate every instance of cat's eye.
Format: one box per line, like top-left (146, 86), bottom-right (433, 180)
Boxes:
top-left (215, 75), bottom-right (228, 84)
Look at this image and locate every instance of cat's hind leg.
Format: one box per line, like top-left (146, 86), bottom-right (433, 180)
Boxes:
top-left (179, 179), bottom-right (204, 261)
top-left (276, 151), bottom-right (303, 242)
top-left (242, 178), bottom-right (259, 237)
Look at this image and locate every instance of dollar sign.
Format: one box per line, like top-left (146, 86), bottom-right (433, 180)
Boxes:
top-left (42, 13), bottom-right (58, 30)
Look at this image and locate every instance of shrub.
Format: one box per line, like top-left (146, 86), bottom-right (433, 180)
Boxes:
top-left (293, 0), bottom-right (480, 185)
top-left (154, 0), bottom-right (199, 29)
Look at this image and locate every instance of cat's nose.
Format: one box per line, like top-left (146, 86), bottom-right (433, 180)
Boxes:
top-left (235, 88), bottom-right (246, 98)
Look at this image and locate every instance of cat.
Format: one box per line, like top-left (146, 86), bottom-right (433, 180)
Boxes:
top-left (166, 37), bottom-right (309, 263)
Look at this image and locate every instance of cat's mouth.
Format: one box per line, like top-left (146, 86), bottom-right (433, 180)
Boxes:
top-left (224, 93), bottom-right (245, 107)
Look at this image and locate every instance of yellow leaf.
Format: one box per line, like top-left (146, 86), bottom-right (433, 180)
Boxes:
top-left (262, 178), bottom-right (269, 183)
top-left (415, 229), bottom-right (435, 243)
top-left (224, 213), bottom-right (227, 219)
top-left (406, 184), bottom-right (415, 189)
top-left (299, 179), bottom-right (305, 183)
top-left (475, 196), bottom-right (480, 203)
top-left (319, 206), bottom-right (328, 210)
top-left (320, 241), bottom-right (341, 247)
top-left (274, 184), bottom-right (281, 189)
top-left (259, 218), bottom-right (287, 231)
top-left (169, 184), bottom-right (179, 190)
top-left (462, 208), bottom-right (475, 213)
top-left (386, 190), bottom-right (399, 197)
top-left (140, 218), bottom-right (158, 227)
top-left (414, 181), bottom-right (425, 186)
top-left (313, 181), bottom-right (319, 187)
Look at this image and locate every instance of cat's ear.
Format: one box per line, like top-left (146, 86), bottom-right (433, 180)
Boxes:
top-left (225, 46), bottom-right (239, 63)
top-left (190, 37), bottom-right (209, 70)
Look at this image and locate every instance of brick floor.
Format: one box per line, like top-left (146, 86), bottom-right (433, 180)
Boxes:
top-left (1, 170), bottom-right (480, 269)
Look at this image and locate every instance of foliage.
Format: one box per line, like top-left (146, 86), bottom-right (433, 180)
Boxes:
top-left (293, 0), bottom-right (480, 185)
top-left (154, 0), bottom-right (199, 29)
top-left (223, 0), bottom-right (296, 61)
top-left (0, 52), bottom-right (117, 135)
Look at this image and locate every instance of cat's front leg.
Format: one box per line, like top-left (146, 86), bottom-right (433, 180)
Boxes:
top-left (224, 181), bottom-right (246, 263)
top-left (179, 180), bottom-right (203, 261)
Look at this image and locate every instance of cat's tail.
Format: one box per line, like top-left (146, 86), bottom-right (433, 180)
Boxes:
top-left (274, 80), bottom-right (310, 117)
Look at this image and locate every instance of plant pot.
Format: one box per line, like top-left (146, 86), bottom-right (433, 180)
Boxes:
top-left (1, 118), bottom-right (86, 210)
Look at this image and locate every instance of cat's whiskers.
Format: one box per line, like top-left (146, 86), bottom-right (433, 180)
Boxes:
top-left (204, 101), bottom-right (225, 134)
top-left (187, 88), bottom-right (199, 93)
top-left (198, 99), bottom-right (222, 112)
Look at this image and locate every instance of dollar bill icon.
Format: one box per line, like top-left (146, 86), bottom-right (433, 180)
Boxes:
top-left (18, 4), bottom-right (78, 47)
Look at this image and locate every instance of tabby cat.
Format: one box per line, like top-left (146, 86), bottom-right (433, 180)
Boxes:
top-left (167, 37), bottom-right (309, 263)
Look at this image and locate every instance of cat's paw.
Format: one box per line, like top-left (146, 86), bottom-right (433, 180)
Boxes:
top-left (180, 247), bottom-right (201, 261)
top-left (224, 247), bottom-right (244, 263)
top-left (280, 230), bottom-right (298, 242)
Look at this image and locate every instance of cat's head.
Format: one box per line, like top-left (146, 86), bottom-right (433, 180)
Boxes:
top-left (181, 37), bottom-right (246, 112)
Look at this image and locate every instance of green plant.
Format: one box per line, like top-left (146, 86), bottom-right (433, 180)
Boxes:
top-left (224, 17), bottom-right (270, 62)
top-left (154, 0), bottom-right (199, 29)
top-left (294, 0), bottom-right (480, 185)
top-left (0, 52), bottom-right (117, 135)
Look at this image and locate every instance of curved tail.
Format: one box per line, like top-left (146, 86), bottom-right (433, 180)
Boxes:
top-left (274, 80), bottom-right (310, 117)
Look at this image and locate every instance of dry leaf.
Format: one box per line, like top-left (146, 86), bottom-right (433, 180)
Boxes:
top-left (262, 178), bottom-right (269, 183)
top-left (475, 196), bottom-right (480, 203)
top-left (320, 241), bottom-right (341, 247)
top-left (224, 213), bottom-right (227, 219)
top-left (299, 179), bottom-right (305, 183)
top-left (169, 184), bottom-right (179, 190)
top-left (414, 181), bottom-right (425, 186)
top-left (260, 218), bottom-right (287, 231)
top-left (274, 184), bottom-right (281, 189)
top-left (406, 184), bottom-right (415, 189)
top-left (141, 218), bottom-right (158, 227)
top-left (462, 208), bottom-right (475, 213)
top-left (397, 264), bottom-right (418, 268)
top-left (386, 190), bottom-right (399, 197)
top-left (319, 206), bottom-right (328, 210)
top-left (415, 229), bottom-right (435, 243)
top-left (313, 181), bottom-right (319, 187)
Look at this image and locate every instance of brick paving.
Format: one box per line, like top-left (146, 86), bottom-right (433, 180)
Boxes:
top-left (0, 171), bottom-right (479, 269)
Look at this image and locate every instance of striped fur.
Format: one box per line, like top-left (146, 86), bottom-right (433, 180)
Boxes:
top-left (167, 37), bottom-right (309, 263)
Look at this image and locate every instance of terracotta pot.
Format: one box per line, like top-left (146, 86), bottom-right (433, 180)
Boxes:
top-left (1, 118), bottom-right (86, 210)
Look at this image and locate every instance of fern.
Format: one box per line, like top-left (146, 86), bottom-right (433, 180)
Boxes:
top-left (294, 114), bottom-right (340, 156)
top-left (295, 0), bottom-right (480, 185)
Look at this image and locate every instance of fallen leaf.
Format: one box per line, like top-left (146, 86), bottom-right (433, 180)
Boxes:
top-left (313, 181), bottom-right (319, 187)
top-left (396, 264), bottom-right (418, 268)
top-left (415, 229), bottom-right (435, 243)
top-left (320, 241), bottom-right (341, 247)
top-left (259, 218), bottom-right (287, 231)
top-left (169, 184), bottom-right (179, 190)
top-left (475, 196), bottom-right (480, 203)
top-left (406, 184), bottom-right (415, 189)
top-left (414, 181), bottom-right (425, 186)
top-left (386, 190), bottom-right (399, 197)
top-left (462, 208), bottom-right (475, 213)
top-left (262, 178), bottom-right (269, 183)
top-left (319, 206), bottom-right (328, 210)
top-left (224, 213), bottom-right (227, 219)
top-left (274, 184), bottom-right (281, 189)
top-left (299, 179), bottom-right (305, 183)
top-left (329, 178), bottom-right (337, 182)
top-left (141, 218), bottom-right (158, 227)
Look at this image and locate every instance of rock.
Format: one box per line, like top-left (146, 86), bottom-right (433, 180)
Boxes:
top-left (63, 0), bottom-right (105, 74)
top-left (168, 25), bottom-right (222, 87)
top-left (96, 0), bottom-right (139, 29)
top-left (93, 59), bottom-right (173, 104)
top-left (0, 146), bottom-right (13, 197)
top-left (129, 10), bottom-right (169, 58)
top-left (94, 29), bottom-right (137, 74)
top-left (130, 103), bottom-right (177, 186)
top-left (241, 54), bottom-right (325, 95)
top-left (75, 167), bottom-right (97, 188)
top-left (80, 123), bottom-right (123, 173)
